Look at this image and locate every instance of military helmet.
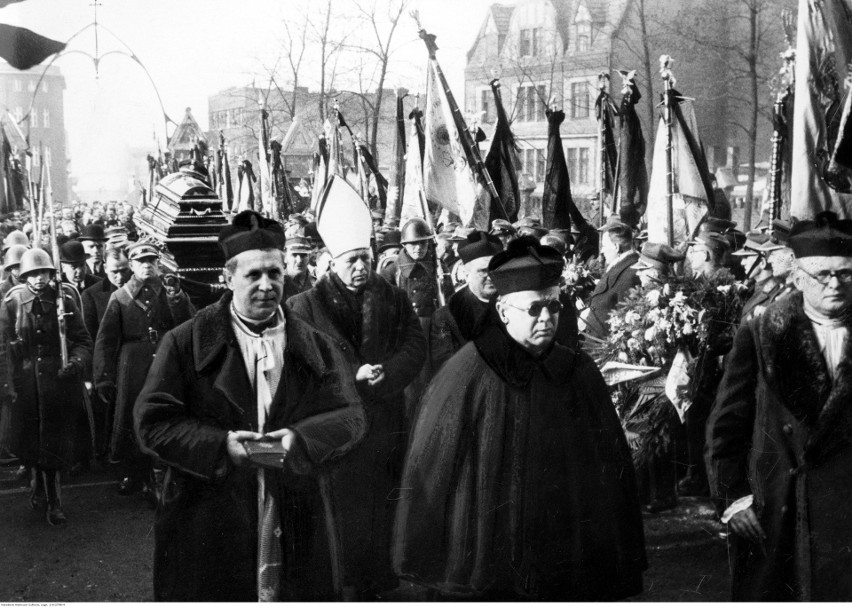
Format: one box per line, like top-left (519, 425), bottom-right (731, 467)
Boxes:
top-left (400, 217), bottom-right (434, 244)
top-left (19, 248), bottom-right (54, 278)
top-left (3, 244), bottom-right (28, 271)
top-left (3, 230), bottom-right (29, 253)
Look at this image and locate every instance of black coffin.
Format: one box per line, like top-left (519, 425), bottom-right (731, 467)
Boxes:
top-left (136, 171), bottom-right (229, 308)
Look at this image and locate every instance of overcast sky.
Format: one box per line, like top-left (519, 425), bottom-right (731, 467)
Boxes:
top-left (2, 0), bottom-right (493, 194)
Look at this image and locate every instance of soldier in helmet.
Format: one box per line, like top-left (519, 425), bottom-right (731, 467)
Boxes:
top-left (0, 244), bottom-right (27, 298)
top-left (93, 242), bottom-right (195, 500)
top-left (0, 248), bottom-right (93, 525)
top-left (379, 217), bottom-right (452, 403)
top-left (2, 230), bottom-right (29, 255)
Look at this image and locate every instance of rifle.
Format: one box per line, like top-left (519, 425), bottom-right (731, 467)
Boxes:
top-left (768, 13), bottom-right (796, 223)
top-left (44, 155), bottom-right (68, 367)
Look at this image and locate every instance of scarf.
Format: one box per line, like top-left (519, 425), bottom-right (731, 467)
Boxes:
top-left (230, 304), bottom-right (286, 602)
top-left (805, 302), bottom-right (850, 383)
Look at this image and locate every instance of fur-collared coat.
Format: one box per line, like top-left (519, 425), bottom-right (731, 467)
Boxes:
top-left (286, 271), bottom-right (426, 593)
top-left (134, 292), bottom-right (367, 601)
top-left (706, 292), bottom-right (852, 601)
top-left (584, 251), bottom-right (640, 338)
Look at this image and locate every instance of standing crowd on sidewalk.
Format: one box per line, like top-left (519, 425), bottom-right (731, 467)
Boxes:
top-left (1, 182), bottom-right (851, 602)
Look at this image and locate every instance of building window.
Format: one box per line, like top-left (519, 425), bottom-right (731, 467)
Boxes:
top-left (27, 80), bottom-right (35, 92)
top-left (521, 148), bottom-right (546, 182)
top-left (578, 147), bottom-right (589, 184)
top-left (519, 27), bottom-right (542, 57)
top-left (480, 90), bottom-right (490, 122)
top-left (516, 85), bottom-right (547, 122)
top-left (13, 107), bottom-right (22, 123)
top-left (31, 108), bottom-right (38, 128)
top-left (575, 21), bottom-right (592, 51)
top-left (44, 146), bottom-right (51, 168)
top-left (14, 80), bottom-right (21, 92)
top-left (570, 82), bottom-right (589, 119)
top-left (42, 109), bottom-right (50, 128)
top-left (566, 147), bottom-right (589, 184)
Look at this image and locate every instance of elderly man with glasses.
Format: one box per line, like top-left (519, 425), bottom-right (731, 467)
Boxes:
top-left (393, 236), bottom-right (646, 601)
top-left (707, 211), bottom-right (852, 601)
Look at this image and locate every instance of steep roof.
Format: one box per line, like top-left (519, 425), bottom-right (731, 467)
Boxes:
top-left (467, 3), bottom-right (516, 61)
top-left (168, 107), bottom-right (206, 152)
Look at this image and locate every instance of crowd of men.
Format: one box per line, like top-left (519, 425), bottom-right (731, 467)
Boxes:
top-left (1, 185), bottom-right (851, 602)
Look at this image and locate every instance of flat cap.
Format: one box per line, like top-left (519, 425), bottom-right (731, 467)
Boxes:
top-left (488, 236), bottom-right (564, 295)
top-left (285, 236), bottom-right (312, 254)
top-left (789, 211), bottom-right (852, 258)
top-left (218, 210), bottom-right (286, 261)
top-left (490, 219), bottom-right (517, 236)
top-left (699, 217), bottom-right (738, 234)
top-left (631, 242), bottom-right (685, 271)
top-left (597, 214), bottom-right (630, 232)
top-left (458, 231), bottom-right (503, 264)
top-left (127, 242), bottom-right (160, 261)
top-left (689, 231), bottom-right (731, 256)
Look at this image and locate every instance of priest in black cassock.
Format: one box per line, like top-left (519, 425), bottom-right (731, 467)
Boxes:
top-left (392, 237), bottom-right (646, 601)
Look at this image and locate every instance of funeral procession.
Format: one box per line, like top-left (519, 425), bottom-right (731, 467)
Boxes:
top-left (1, 0), bottom-right (852, 602)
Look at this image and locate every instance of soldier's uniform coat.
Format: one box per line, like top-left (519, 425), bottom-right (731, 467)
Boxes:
top-left (93, 275), bottom-right (194, 462)
top-left (0, 283), bottom-right (92, 469)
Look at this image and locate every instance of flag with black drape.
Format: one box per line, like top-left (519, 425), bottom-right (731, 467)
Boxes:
top-left (595, 80), bottom-right (618, 222)
top-left (483, 79), bottom-right (520, 224)
top-left (542, 109), bottom-right (597, 259)
top-left (385, 91), bottom-right (406, 226)
top-left (617, 74), bottom-right (648, 227)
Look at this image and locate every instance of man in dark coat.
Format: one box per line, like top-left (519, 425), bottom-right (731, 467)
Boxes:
top-left (393, 237), bottom-right (646, 601)
top-left (429, 231), bottom-right (502, 374)
top-left (287, 236), bottom-right (426, 599)
top-left (81, 246), bottom-right (130, 459)
top-left (94, 242), bottom-right (195, 497)
top-left (0, 248), bottom-right (92, 525)
top-left (79, 223), bottom-right (107, 278)
top-left (281, 235), bottom-right (314, 301)
top-left (134, 211), bottom-right (367, 601)
top-left (59, 239), bottom-right (100, 296)
top-left (707, 212), bottom-right (852, 601)
top-left (581, 217), bottom-right (640, 338)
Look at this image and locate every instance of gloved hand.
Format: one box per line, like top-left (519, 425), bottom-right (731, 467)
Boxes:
top-left (96, 381), bottom-right (117, 403)
top-left (163, 273), bottom-right (181, 297)
top-left (58, 361), bottom-right (81, 379)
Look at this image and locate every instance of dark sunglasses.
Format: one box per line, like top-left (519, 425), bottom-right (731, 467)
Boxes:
top-left (505, 299), bottom-right (563, 317)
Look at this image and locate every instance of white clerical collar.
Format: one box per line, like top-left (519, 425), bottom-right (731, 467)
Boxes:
top-left (230, 302), bottom-right (284, 337)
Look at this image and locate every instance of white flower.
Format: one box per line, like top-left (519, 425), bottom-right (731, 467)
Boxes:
top-left (646, 289), bottom-right (662, 307)
top-left (717, 284), bottom-right (731, 294)
top-left (644, 326), bottom-right (657, 341)
top-left (625, 310), bottom-right (641, 325)
top-left (627, 337), bottom-right (640, 351)
top-left (662, 283), bottom-right (672, 297)
top-left (682, 322), bottom-right (693, 335)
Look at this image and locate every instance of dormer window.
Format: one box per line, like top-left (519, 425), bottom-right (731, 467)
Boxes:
top-left (573, 4), bottom-right (592, 53)
top-left (520, 27), bottom-right (542, 57)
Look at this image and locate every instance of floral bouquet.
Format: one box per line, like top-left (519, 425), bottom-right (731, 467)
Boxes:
top-left (561, 260), bottom-right (600, 306)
